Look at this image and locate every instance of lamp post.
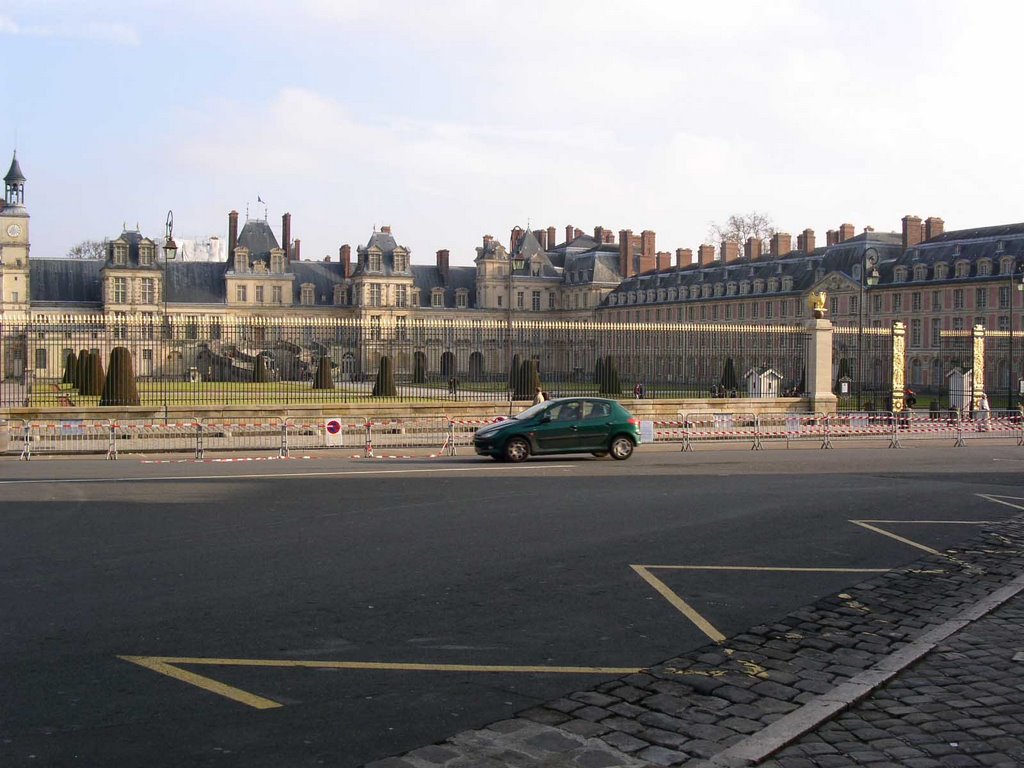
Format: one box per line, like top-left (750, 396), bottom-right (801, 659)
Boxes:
top-left (162, 210), bottom-right (177, 417)
top-left (1008, 259), bottom-right (1023, 410)
top-left (506, 244), bottom-right (526, 415)
top-left (857, 248), bottom-right (879, 409)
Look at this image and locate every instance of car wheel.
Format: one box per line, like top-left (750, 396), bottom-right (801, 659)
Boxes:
top-left (503, 437), bottom-right (530, 463)
top-left (609, 435), bottom-right (634, 460)
top-left (591, 451), bottom-right (608, 458)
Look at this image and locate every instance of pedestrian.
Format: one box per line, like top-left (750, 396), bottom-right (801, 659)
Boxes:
top-left (978, 392), bottom-right (991, 430)
top-left (532, 386), bottom-right (545, 405)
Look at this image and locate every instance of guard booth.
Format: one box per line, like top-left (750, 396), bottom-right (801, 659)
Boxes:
top-left (947, 367), bottom-right (972, 414)
top-left (745, 367), bottom-right (783, 398)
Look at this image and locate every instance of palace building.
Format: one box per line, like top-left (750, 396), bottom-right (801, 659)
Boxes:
top-left (3, 150), bottom-right (1024, 394)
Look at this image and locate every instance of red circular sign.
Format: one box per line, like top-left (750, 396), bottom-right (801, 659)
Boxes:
top-left (326, 419), bottom-right (342, 434)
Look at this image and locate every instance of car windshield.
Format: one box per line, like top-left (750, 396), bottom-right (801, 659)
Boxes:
top-left (514, 401), bottom-right (553, 420)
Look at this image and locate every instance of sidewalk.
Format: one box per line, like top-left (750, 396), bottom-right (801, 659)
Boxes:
top-left (366, 513), bottom-right (1024, 767)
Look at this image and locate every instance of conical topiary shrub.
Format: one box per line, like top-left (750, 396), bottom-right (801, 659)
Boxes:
top-left (720, 357), bottom-right (738, 392)
top-left (99, 347), bottom-right (140, 406)
top-left (412, 352), bottom-right (426, 384)
top-left (74, 348), bottom-right (91, 391)
top-left (252, 353), bottom-right (270, 383)
top-left (508, 353), bottom-right (521, 394)
top-left (598, 356), bottom-right (621, 395)
top-left (514, 359), bottom-right (540, 400)
top-left (62, 350), bottom-right (78, 386)
top-left (312, 355), bottom-right (334, 389)
top-left (81, 350), bottom-right (106, 397)
top-left (595, 357), bottom-right (605, 392)
top-left (372, 355), bottom-right (396, 396)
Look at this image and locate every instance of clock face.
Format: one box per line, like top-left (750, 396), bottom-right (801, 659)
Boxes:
top-left (6, 223), bottom-right (21, 238)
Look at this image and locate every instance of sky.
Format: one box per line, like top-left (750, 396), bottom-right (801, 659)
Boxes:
top-left (2, 0), bottom-right (1022, 266)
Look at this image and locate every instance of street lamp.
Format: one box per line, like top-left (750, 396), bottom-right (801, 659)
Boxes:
top-left (857, 248), bottom-right (879, 409)
top-left (1008, 258), bottom-right (1023, 410)
top-left (506, 243), bottom-right (527, 415)
top-left (162, 210), bottom-right (177, 417)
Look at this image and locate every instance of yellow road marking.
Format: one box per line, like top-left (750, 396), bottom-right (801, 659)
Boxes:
top-left (636, 565), bottom-right (890, 573)
top-left (119, 656), bottom-right (643, 710)
top-left (631, 565), bottom-right (726, 643)
top-left (849, 520), bottom-right (943, 556)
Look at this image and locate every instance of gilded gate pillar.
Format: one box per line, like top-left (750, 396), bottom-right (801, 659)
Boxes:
top-left (972, 323), bottom-right (986, 410)
top-left (891, 321), bottom-right (906, 412)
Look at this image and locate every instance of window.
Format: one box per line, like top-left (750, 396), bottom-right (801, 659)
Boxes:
top-left (700, 305), bottom-right (707, 320)
top-left (998, 315), bottom-right (1010, 333)
top-left (396, 286), bottom-right (408, 307)
top-left (516, 291), bottom-right (524, 309)
top-left (955, 262), bottom-right (970, 278)
top-left (273, 285), bottom-right (284, 304)
top-left (893, 294), bottom-right (903, 312)
top-left (911, 318), bottom-right (921, 347)
top-left (113, 277), bottom-right (127, 303)
top-left (141, 278), bottom-right (155, 304)
top-left (931, 318), bottom-right (941, 347)
top-left (912, 292), bottom-right (921, 312)
top-left (1000, 285), bottom-right (1010, 309)
top-left (236, 285), bottom-right (247, 302)
top-left (270, 252), bottom-right (285, 273)
top-left (234, 251), bottom-right (248, 273)
top-left (457, 290), bottom-right (468, 309)
top-left (531, 291), bottom-right (540, 311)
top-left (34, 347), bottom-right (47, 369)
top-left (953, 317), bottom-right (964, 331)
top-left (113, 243), bottom-right (127, 265)
top-left (953, 288), bottom-right (964, 309)
top-left (976, 287), bottom-right (988, 309)
top-left (751, 302), bottom-right (759, 319)
top-left (497, 294), bottom-right (504, 308)
top-left (932, 291), bottom-right (942, 310)
top-left (432, 289), bottom-right (443, 307)
top-left (255, 285), bottom-right (265, 304)
top-left (549, 293), bottom-right (556, 309)
top-left (711, 305), bottom-right (719, 320)
top-left (368, 252), bottom-right (382, 271)
top-left (765, 301), bottom-right (774, 319)
top-left (978, 260), bottom-right (992, 277)
top-left (369, 284), bottom-right (382, 307)
top-left (829, 297), bottom-right (837, 316)
top-left (139, 244), bottom-right (154, 266)
top-left (850, 295), bottom-right (859, 315)
top-left (872, 295), bottom-right (882, 313)
top-left (393, 252), bottom-right (407, 272)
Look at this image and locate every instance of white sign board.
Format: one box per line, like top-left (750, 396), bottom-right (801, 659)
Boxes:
top-left (324, 418), bottom-right (344, 447)
top-left (639, 420), bottom-right (655, 444)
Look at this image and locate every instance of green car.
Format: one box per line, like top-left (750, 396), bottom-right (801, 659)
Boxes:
top-left (473, 397), bottom-right (640, 462)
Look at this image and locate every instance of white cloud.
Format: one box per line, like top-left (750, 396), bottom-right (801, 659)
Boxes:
top-left (0, 13), bottom-right (138, 44)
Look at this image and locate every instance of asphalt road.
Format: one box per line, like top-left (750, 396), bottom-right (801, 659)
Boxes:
top-left (1, 443), bottom-right (1022, 767)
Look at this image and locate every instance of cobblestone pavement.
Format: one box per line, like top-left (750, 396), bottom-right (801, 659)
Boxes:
top-left (365, 514), bottom-right (1024, 768)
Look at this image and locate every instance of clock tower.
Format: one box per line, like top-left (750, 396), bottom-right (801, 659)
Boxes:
top-left (0, 151), bottom-right (30, 314)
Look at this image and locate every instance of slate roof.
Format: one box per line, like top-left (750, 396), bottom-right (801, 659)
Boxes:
top-left (291, 261), bottom-right (347, 305)
top-left (4, 152), bottom-right (25, 184)
top-left (30, 259), bottom-right (103, 305)
top-left (236, 219), bottom-right (281, 264)
top-left (411, 265), bottom-right (477, 308)
top-left (167, 261), bottom-right (226, 304)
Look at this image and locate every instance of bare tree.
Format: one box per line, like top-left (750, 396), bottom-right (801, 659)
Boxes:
top-left (66, 240), bottom-right (107, 259)
top-left (707, 212), bottom-right (776, 248)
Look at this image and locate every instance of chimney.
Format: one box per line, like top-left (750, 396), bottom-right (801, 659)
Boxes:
top-left (676, 248), bottom-right (693, 268)
top-left (566, 224), bottom-right (574, 244)
top-left (547, 226), bottom-right (557, 248)
top-left (925, 216), bottom-right (945, 240)
top-left (902, 215), bottom-right (924, 250)
top-left (282, 212), bottom-right (292, 261)
top-left (721, 240), bottom-right (740, 264)
top-left (534, 229), bottom-right (547, 250)
top-left (483, 234), bottom-right (493, 249)
top-left (594, 226), bottom-right (605, 244)
top-left (341, 244), bottom-right (352, 278)
top-left (228, 210), bottom-right (239, 263)
top-left (826, 229), bottom-right (839, 247)
top-left (770, 232), bottom-right (792, 258)
top-left (619, 229), bottom-right (634, 278)
top-left (604, 230), bottom-right (616, 244)
top-left (509, 227), bottom-right (523, 254)
top-left (574, 227), bottom-right (584, 240)
top-left (323, 255), bottom-right (331, 262)
top-left (436, 249), bottom-right (450, 281)
top-left (745, 237), bottom-right (763, 261)
top-left (798, 228), bottom-right (815, 254)
top-left (698, 244), bottom-right (717, 266)
top-left (839, 223), bottom-right (855, 242)
top-left (637, 229), bottom-right (657, 273)
top-left (293, 238), bottom-right (301, 262)
top-left (656, 251), bottom-right (671, 271)
top-left (380, 224), bottom-right (392, 234)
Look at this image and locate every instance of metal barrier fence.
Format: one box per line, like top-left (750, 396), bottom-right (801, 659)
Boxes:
top-left (1, 317), bottom-right (808, 408)
top-left (5, 409), bottom-right (1021, 460)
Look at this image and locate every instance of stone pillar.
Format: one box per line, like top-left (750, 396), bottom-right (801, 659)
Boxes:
top-left (891, 321), bottom-right (906, 412)
top-left (806, 317), bottom-right (837, 414)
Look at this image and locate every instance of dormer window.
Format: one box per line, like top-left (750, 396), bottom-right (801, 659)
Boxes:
top-left (368, 252), bottom-right (382, 272)
top-left (782, 276), bottom-right (794, 291)
top-left (139, 243), bottom-right (154, 266)
top-left (727, 282), bottom-right (738, 296)
top-left (934, 262), bottom-right (949, 279)
top-left (894, 267), bottom-right (908, 283)
top-left (701, 284), bottom-right (712, 298)
top-left (913, 264), bottom-right (928, 281)
top-left (431, 288), bottom-right (444, 307)
top-left (740, 281), bottom-right (751, 295)
top-left (977, 259), bottom-right (992, 277)
top-left (767, 278), bottom-right (779, 292)
top-left (333, 285), bottom-right (347, 305)
top-left (300, 283), bottom-right (315, 305)
top-left (393, 251), bottom-right (408, 272)
top-left (690, 286), bottom-right (701, 299)
top-left (713, 283), bottom-right (724, 297)
top-left (234, 249), bottom-right (248, 273)
top-left (754, 279), bottom-right (765, 294)
top-left (270, 251), bottom-right (285, 273)
top-left (113, 243), bottom-right (128, 266)
top-left (455, 289), bottom-right (468, 309)
top-left (1001, 255), bottom-right (1016, 275)
top-left (955, 261), bottom-right (971, 278)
